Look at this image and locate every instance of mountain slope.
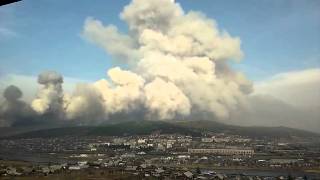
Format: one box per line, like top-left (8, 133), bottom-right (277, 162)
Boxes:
top-left (3, 120), bottom-right (319, 139)
top-left (173, 120), bottom-right (319, 138)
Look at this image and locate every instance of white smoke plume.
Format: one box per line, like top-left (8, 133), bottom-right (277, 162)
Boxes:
top-left (82, 0), bottom-right (251, 120)
top-left (94, 67), bottom-right (145, 115)
top-left (1, 0), bottom-right (319, 132)
top-left (14, 0), bottom-right (251, 123)
top-left (31, 71), bottom-right (64, 116)
top-left (144, 77), bottom-right (191, 120)
top-left (64, 84), bottom-right (105, 122)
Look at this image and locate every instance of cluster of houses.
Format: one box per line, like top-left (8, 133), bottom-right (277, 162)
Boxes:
top-left (0, 133), bottom-right (319, 179)
top-left (0, 164), bottom-right (66, 176)
top-left (0, 161), bottom-right (232, 179)
top-left (1, 161), bottom-right (312, 179)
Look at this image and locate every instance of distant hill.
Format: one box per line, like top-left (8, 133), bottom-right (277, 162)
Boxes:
top-left (4, 121), bottom-right (200, 139)
top-left (0, 120), bottom-right (78, 138)
top-left (173, 120), bottom-right (319, 138)
top-left (3, 120), bottom-right (319, 139)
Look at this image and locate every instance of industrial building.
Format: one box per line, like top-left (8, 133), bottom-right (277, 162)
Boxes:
top-left (188, 148), bottom-right (254, 156)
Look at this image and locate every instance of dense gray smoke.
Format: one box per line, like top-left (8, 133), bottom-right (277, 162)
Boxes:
top-left (229, 94), bottom-right (320, 132)
top-left (4, 85), bottom-right (22, 101)
top-left (0, 85), bottom-right (34, 126)
top-left (231, 69), bottom-right (320, 132)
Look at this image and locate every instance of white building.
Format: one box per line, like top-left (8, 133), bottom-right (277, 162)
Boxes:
top-left (188, 148), bottom-right (254, 156)
top-left (213, 137), bottom-right (230, 143)
top-left (201, 137), bottom-right (214, 143)
top-left (138, 139), bottom-right (146, 144)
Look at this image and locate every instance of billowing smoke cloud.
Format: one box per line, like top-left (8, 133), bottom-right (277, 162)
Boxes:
top-left (82, 0), bottom-right (251, 120)
top-left (0, 85), bottom-right (35, 126)
top-left (144, 77), bottom-right (191, 120)
top-left (94, 67), bottom-right (145, 115)
top-left (4, 85), bottom-right (22, 101)
top-left (31, 71), bottom-right (64, 117)
top-left (64, 84), bottom-right (105, 122)
top-left (23, 0), bottom-right (249, 122)
top-left (0, 0), bottom-right (319, 132)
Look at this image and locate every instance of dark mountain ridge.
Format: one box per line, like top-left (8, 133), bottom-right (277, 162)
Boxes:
top-left (2, 120), bottom-right (319, 139)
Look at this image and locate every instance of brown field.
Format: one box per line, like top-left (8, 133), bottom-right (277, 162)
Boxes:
top-left (0, 168), bottom-right (144, 180)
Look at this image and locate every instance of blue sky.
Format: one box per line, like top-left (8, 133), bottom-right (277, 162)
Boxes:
top-left (0, 0), bottom-right (319, 81)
